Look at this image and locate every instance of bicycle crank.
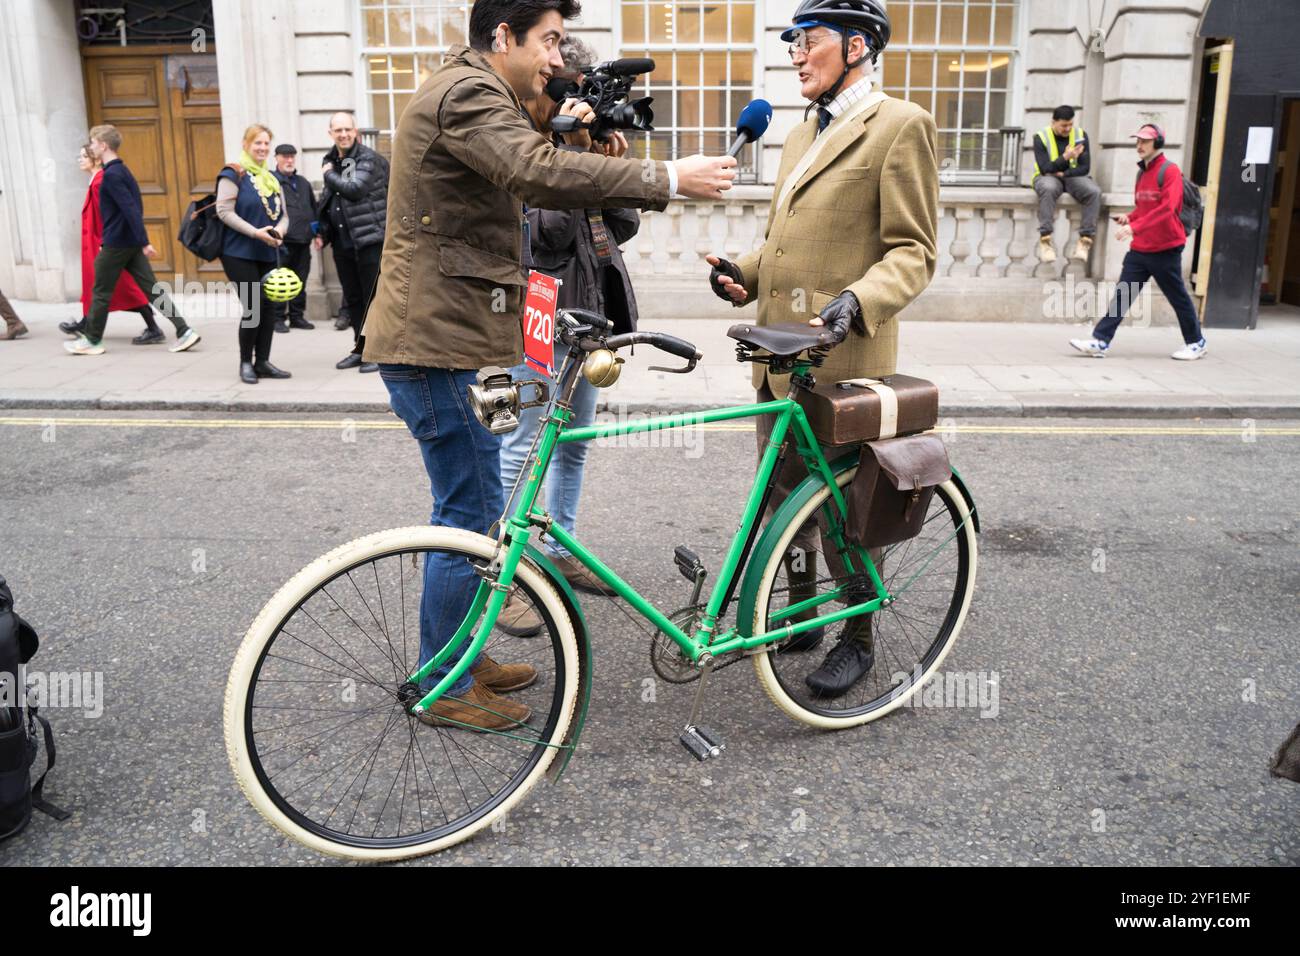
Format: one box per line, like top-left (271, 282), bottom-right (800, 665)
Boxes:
top-left (678, 655), bottom-right (725, 761)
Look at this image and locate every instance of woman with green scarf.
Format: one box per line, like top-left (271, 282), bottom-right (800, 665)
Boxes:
top-left (217, 122), bottom-right (292, 385)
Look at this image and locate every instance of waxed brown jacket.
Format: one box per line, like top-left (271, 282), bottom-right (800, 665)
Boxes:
top-left (363, 45), bottom-right (672, 369)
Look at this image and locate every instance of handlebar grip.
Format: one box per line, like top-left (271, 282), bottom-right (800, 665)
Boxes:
top-left (644, 333), bottom-right (701, 361)
top-left (561, 308), bottom-right (612, 332)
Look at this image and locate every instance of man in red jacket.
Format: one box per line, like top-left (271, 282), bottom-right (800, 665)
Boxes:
top-left (1070, 123), bottom-right (1206, 360)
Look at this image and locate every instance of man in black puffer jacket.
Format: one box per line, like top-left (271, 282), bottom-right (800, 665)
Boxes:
top-left (317, 111), bottom-right (389, 373)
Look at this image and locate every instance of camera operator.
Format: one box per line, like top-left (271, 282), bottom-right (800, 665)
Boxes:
top-left (498, 35), bottom-right (640, 600)
top-left (363, 0), bottom-right (736, 732)
top-left (706, 0), bottom-right (939, 698)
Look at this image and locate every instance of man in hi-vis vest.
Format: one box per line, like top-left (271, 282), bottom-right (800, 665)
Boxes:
top-left (1032, 105), bottom-right (1101, 263)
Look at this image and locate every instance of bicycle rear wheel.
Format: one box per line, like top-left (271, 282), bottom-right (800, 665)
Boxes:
top-left (224, 527), bottom-right (580, 861)
top-left (752, 470), bottom-right (977, 729)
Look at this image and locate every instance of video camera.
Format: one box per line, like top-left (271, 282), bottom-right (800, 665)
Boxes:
top-left (546, 58), bottom-right (656, 143)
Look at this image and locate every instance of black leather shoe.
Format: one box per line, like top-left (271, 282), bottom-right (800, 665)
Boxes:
top-left (239, 362), bottom-right (259, 384)
top-left (253, 361), bottom-right (292, 379)
top-left (805, 639), bottom-right (875, 697)
top-left (359, 361), bottom-right (379, 373)
top-left (274, 319), bottom-right (290, 334)
top-left (60, 319), bottom-right (86, 336)
top-left (333, 314), bottom-right (350, 331)
top-left (288, 317), bottom-right (314, 330)
top-left (336, 353), bottom-right (362, 370)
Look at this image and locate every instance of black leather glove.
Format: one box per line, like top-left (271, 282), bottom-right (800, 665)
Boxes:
top-left (709, 257), bottom-right (746, 306)
top-left (816, 291), bottom-right (865, 343)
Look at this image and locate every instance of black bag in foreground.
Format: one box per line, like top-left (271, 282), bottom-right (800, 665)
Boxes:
top-left (846, 434), bottom-right (952, 549)
top-left (0, 576), bottom-right (69, 841)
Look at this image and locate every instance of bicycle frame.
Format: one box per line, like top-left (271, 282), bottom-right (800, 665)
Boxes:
top-left (408, 348), bottom-right (889, 713)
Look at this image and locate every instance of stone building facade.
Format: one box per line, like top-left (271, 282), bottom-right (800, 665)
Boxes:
top-left (0, 1), bottom-right (1254, 327)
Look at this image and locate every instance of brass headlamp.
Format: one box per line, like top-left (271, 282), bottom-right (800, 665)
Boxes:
top-left (467, 367), bottom-right (548, 434)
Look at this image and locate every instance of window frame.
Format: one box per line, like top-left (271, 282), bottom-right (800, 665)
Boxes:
top-left (879, 0), bottom-right (1025, 185)
top-left (615, 1), bottom-right (764, 183)
top-left (354, 0), bottom-right (473, 153)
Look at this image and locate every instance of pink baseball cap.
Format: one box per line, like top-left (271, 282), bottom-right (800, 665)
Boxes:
top-left (1129, 123), bottom-right (1164, 141)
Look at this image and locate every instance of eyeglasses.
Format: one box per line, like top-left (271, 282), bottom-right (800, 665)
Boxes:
top-left (787, 29), bottom-right (836, 58)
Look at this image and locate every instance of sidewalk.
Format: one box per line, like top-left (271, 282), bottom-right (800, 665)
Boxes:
top-left (2, 297), bottom-right (1298, 417)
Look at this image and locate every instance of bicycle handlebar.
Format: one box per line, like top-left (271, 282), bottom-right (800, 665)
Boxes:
top-left (605, 331), bottom-right (702, 362)
top-left (558, 309), bottom-right (701, 373)
top-left (605, 331), bottom-right (701, 374)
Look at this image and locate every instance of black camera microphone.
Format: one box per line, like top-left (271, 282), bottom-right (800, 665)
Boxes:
top-left (545, 75), bottom-right (580, 103)
top-left (594, 58), bottom-right (656, 77)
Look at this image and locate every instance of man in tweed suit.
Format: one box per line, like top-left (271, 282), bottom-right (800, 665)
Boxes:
top-left (707, 0), bottom-right (939, 696)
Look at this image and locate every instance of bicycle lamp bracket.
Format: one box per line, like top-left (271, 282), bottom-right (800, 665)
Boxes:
top-left (468, 367), bottom-right (548, 435)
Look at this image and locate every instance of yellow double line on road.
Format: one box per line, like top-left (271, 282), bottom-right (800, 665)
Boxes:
top-left (2, 416), bottom-right (1298, 436)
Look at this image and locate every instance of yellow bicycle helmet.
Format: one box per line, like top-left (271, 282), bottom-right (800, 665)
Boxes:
top-left (263, 268), bottom-right (304, 303)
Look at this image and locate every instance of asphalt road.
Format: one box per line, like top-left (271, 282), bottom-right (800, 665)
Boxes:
top-left (0, 410), bottom-right (1296, 866)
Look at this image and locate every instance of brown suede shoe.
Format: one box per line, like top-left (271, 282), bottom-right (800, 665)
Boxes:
top-left (471, 653), bottom-right (538, 693)
top-left (415, 681), bottom-right (531, 731)
top-left (3, 318), bottom-right (28, 340)
top-left (551, 552), bottom-right (616, 596)
top-left (497, 591), bottom-right (543, 637)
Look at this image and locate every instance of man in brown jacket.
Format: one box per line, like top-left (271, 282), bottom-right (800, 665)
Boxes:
top-left (364, 0), bottom-right (737, 731)
top-left (707, 0), bottom-right (939, 697)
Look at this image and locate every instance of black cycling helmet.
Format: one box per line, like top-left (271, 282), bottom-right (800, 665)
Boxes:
top-left (780, 0), bottom-right (891, 53)
top-left (782, 0), bottom-right (892, 109)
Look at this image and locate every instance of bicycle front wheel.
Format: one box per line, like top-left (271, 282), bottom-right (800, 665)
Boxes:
top-left (224, 526), bottom-right (580, 861)
top-left (752, 469), bottom-right (978, 729)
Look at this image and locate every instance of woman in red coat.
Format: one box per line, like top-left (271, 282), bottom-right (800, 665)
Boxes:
top-left (60, 144), bottom-right (163, 343)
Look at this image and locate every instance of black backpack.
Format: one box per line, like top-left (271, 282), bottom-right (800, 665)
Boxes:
top-left (178, 163), bottom-right (244, 262)
top-left (1137, 160), bottom-right (1204, 233)
top-left (0, 576), bottom-right (69, 841)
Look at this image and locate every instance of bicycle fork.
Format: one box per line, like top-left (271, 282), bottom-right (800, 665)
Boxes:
top-left (406, 521), bottom-right (536, 716)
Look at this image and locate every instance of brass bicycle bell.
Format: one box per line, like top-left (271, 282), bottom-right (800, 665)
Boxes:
top-left (583, 348), bottom-right (624, 388)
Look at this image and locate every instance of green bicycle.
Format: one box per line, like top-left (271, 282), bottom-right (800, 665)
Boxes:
top-left (223, 311), bottom-right (980, 861)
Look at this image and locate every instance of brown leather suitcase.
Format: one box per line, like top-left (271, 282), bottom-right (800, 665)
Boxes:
top-left (846, 433), bottom-right (953, 549)
top-left (796, 374), bottom-right (940, 447)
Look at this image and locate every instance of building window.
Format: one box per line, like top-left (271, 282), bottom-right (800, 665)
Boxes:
top-left (879, 0), bottom-right (1019, 182)
top-left (359, 1), bottom-right (470, 154)
top-left (620, 1), bottom-right (760, 182)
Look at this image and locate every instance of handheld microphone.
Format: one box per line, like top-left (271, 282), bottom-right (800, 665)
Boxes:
top-left (727, 99), bottom-right (773, 158)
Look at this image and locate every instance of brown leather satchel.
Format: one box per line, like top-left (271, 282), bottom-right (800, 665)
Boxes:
top-left (797, 374), bottom-right (940, 447)
top-left (846, 433), bottom-right (952, 549)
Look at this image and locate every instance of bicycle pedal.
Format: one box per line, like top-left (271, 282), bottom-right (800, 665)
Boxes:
top-left (679, 724), bottom-right (724, 761)
top-left (673, 545), bottom-right (705, 583)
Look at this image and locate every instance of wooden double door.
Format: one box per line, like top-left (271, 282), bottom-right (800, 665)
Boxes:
top-left (82, 45), bottom-right (226, 282)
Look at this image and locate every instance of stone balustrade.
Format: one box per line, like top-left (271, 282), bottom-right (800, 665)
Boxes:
top-left (619, 185), bottom-right (1184, 325)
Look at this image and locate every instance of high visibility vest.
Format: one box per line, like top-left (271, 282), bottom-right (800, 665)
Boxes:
top-left (1033, 125), bottom-right (1085, 180)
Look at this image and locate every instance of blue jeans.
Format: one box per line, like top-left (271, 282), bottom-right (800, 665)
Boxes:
top-left (380, 365), bottom-right (504, 695)
top-left (1092, 246), bottom-right (1204, 346)
top-left (499, 343), bottom-right (599, 557)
